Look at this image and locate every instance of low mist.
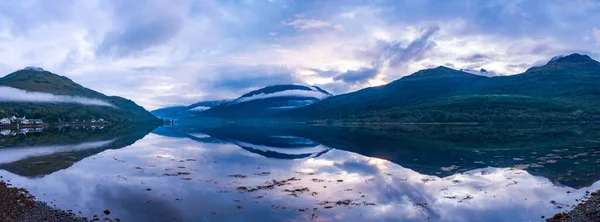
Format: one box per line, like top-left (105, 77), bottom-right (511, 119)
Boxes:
top-left (0, 86), bottom-right (115, 107)
top-left (232, 89), bottom-right (331, 105)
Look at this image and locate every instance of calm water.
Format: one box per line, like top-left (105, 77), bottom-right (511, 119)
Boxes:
top-left (1, 123), bottom-right (600, 221)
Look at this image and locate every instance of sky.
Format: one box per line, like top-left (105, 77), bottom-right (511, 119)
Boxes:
top-left (0, 0), bottom-right (599, 110)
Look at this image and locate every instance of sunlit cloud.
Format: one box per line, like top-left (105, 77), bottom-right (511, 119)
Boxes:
top-left (0, 0), bottom-right (598, 110)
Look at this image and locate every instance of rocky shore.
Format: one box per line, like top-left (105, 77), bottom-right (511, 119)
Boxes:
top-left (548, 190), bottom-right (600, 222)
top-left (1, 180), bottom-right (87, 222)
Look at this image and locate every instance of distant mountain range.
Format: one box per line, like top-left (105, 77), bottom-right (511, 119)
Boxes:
top-left (152, 126), bottom-right (331, 160)
top-left (285, 53), bottom-right (600, 122)
top-left (0, 67), bottom-right (158, 123)
top-left (154, 84), bottom-right (332, 119)
top-left (157, 53), bottom-right (600, 123)
top-left (151, 100), bottom-right (228, 119)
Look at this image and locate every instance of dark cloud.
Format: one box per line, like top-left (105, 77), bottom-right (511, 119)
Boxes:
top-left (360, 25), bottom-right (440, 68)
top-left (333, 68), bottom-right (378, 84)
top-left (96, 1), bottom-right (184, 57)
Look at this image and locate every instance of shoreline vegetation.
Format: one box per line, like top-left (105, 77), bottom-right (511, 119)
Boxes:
top-left (0, 122), bottom-right (111, 129)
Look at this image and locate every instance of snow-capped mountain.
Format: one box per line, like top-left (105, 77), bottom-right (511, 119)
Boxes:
top-left (200, 84), bottom-right (332, 118)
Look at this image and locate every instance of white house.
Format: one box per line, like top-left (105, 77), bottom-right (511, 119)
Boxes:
top-left (19, 117), bottom-right (30, 124)
top-left (0, 118), bottom-right (10, 125)
top-left (32, 119), bottom-right (44, 125)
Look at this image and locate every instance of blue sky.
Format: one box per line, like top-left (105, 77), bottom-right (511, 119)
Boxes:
top-left (0, 0), bottom-right (599, 110)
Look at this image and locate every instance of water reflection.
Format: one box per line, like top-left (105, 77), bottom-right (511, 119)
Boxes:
top-left (0, 123), bottom-right (599, 221)
top-left (153, 126), bottom-right (331, 159)
top-left (158, 124), bottom-right (600, 188)
top-left (0, 124), bottom-right (157, 177)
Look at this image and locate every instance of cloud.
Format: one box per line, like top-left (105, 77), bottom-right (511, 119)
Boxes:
top-left (318, 81), bottom-right (357, 95)
top-left (0, 86), bottom-right (115, 107)
top-left (361, 25), bottom-right (440, 68)
top-left (333, 68), bottom-right (378, 84)
top-left (208, 65), bottom-right (297, 92)
top-left (97, 16), bottom-right (183, 57)
top-left (1, 0), bottom-right (600, 110)
top-left (0, 139), bottom-right (116, 164)
top-left (334, 158), bottom-right (380, 175)
top-left (189, 106), bottom-right (210, 111)
top-left (594, 27), bottom-right (600, 45)
top-left (231, 89), bottom-right (331, 105)
top-left (96, 1), bottom-right (186, 57)
top-left (283, 19), bottom-right (333, 30)
top-left (459, 53), bottom-right (494, 63)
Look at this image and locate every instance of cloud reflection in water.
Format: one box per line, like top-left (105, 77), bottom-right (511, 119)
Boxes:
top-left (0, 132), bottom-right (598, 221)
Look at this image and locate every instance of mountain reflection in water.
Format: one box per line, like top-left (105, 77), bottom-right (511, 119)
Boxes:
top-left (0, 124), bottom-right (157, 177)
top-left (0, 123), bottom-right (599, 221)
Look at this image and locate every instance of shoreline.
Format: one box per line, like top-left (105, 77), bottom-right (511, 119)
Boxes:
top-left (548, 190), bottom-right (600, 221)
top-left (0, 122), bottom-right (111, 130)
top-left (0, 180), bottom-right (87, 222)
top-left (1, 179), bottom-right (125, 222)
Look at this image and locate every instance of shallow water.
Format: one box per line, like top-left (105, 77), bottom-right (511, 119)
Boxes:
top-left (1, 124), bottom-right (599, 221)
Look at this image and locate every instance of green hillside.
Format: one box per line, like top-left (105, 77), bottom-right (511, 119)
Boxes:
top-left (284, 53), bottom-right (600, 122)
top-left (0, 68), bottom-right (158, 123)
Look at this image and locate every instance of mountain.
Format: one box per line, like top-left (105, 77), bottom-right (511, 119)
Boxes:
top-left (151, 100), bottom-right (228, 119)
top-left (198, 84), bottom-right (332, 118)
top-left (151, 106), bottom-right (188, 119)
top-left (285, 53), bottom-right (600, 122)
top-left (0, 67), bottom-right (158, 123)
top-left (284, 66), bottom-right (487, 119)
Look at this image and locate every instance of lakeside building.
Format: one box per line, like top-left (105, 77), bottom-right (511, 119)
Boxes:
top-left (0, 118), bottom-right (10, 124)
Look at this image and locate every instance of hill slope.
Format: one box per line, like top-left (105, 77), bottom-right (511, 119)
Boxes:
top-left (284, 53), bottom-right (600, 122)
top-left (0, 67), bottom-right (158, 123)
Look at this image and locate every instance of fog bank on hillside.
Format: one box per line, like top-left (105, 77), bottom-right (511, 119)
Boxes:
top-left (0, 86), bottom-right (115, 107)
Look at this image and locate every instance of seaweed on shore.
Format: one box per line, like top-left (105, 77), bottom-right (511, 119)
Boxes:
top-left (0, 180), bottom-right (36, 221)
